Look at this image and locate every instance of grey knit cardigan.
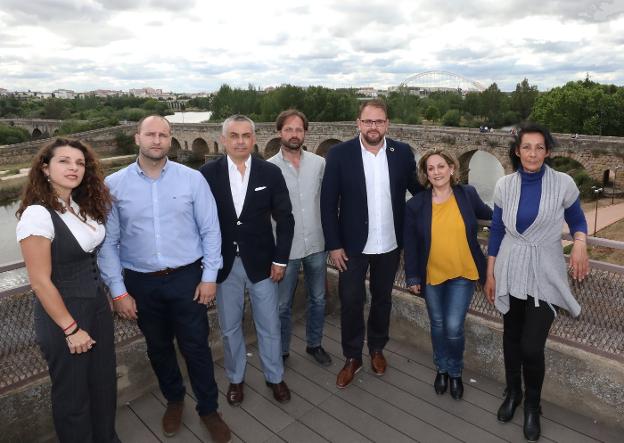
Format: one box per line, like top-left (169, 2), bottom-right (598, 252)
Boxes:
top-left (493, 165), bottom-right (582, 317)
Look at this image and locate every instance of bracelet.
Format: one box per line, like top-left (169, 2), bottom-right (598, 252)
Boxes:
top-left (62, 320), bottom-right (76, 332)
top-left (113, 292), bottom-right (129, 301)
top-left (574, 237), bottom-right (586, 242)
top-left (64, 324), bottom-right (80, 337)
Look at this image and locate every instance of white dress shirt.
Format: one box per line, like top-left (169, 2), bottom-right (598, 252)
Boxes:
top-left (227, 154), bottom-right (251, 217)
top-left (16, 198), bottom-right (105, 253)
top-left (360, 137), bottom-right (397, 254)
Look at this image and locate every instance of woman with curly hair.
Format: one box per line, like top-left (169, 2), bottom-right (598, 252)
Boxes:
top-left (16, 138), bottom-right (119, 442)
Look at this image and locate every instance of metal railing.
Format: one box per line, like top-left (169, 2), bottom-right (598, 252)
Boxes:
top-left (1, 235), bottom-right (623, 393)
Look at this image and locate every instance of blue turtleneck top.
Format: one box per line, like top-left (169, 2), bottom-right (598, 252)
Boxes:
top-left (488, 166), bottom-right (587, 257)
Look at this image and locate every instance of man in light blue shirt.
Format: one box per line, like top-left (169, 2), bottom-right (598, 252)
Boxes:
top-left (98, 115), bottom-right (231, 442)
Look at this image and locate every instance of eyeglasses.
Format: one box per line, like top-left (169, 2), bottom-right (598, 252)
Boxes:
top-left (359, 119), bottom-right (387, 127)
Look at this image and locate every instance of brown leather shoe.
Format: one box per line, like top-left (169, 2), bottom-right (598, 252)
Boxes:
top-left (336, 358), bottom-right (362, 389)
top-left (265, 380), bottom-right (291, 403)
top-left (226, 382), bottom-right (244, 407)
top-left (162, 400), bottom-right (184, 437)
top-left (200, 411), bottom-right (232, 443)
top-left (370, 350), bottom-right (387, 376)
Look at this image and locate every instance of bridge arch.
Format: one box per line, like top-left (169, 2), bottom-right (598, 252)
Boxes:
top-left (171, 137), bottom-right (182, 155)
top-left (264, 138), bottom-right (281, 159)
top-left (191, 137), bottom-right (209, 158)
top-left (32, 128), bottom-right (43, 139)
top-left (316, 139), bottom-right (342, 157)
top-left (457, 149), bottom-right (505, 205)
top-left (213, 141), bottom-right (219, 153)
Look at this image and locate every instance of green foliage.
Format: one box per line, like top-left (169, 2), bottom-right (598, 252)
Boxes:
top-left (511, 78), bottom-right (538, 120)
top-left (531, 79), bottom-right (624, 135)
top-left (442, 109), bottom-right (461, 126)
top-left (0, 123), bottom-right (30, 144)
top-left (115, 132), bottom-right (136, 154)
top-left (424, 105), bottom-right (440, 121)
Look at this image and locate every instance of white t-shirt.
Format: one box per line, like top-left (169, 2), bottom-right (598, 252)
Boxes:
top-left (16, 198), bottom-right (105, 253)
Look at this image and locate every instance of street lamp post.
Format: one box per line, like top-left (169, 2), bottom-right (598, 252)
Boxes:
top-left (592, 186), bottom-right (603, 236)
top-left (612, 166), bottom-right (621, 205)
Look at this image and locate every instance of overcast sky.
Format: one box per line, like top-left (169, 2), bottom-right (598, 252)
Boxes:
top-left (1, 0), bottom-right (623, 93)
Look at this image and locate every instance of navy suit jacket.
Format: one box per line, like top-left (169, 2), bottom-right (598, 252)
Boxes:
top-left (320, 136), bottom-right (421, 255)
top-left (200, 155), bottom-right (294, 284)
top-left (403, 184), bottom-right (493, 286)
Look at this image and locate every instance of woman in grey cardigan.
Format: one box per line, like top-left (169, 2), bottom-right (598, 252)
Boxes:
top-left (484, 123), bottom-right (589, 442)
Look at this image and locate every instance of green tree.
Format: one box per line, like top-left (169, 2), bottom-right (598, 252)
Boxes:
top-left (0, 123), bottom-right (30, 144)
top-left (424, 105), bottom-right (440, 122)
top-left (442, 109), bottom-right (461, 126)
top-left (510, 78), bottom-right (539, 121)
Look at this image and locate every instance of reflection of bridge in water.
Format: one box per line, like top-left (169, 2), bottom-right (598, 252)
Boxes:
top-left (1, 231), bottom-right (623, 441)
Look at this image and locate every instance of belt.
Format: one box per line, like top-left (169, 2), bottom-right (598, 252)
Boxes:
top-left (143, 259), bottom-right (201, 277)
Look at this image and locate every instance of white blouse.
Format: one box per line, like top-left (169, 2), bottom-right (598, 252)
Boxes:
top-left (16, 198), bottom-right (105, 253)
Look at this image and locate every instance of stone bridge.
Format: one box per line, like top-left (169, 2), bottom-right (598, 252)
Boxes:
top-left (0, 118), bottom-right (63, 139)
top-left (2, 120), bottom-right (623, 185)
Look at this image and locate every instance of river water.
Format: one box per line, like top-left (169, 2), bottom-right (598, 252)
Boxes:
top-left (165, 111), bottom-right (212, 123)
top-left (0, 200), bottom-right (21, 266)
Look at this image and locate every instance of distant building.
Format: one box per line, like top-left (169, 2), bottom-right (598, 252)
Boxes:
top-left (356, 87), bottom-right (379, 97)
top-left (89, 89), bottom-right (124, 97)
top-left (52, 89), bottom-right (76, 99)
top-left (0, 88), bottom-right (8, 96)
top-left (129, 87), bottom-right (163, 98)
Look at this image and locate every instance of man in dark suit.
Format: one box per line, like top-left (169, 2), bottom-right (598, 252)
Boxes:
top-left (321, 99), bottom-right (422, 389)
top-left (200, 114), bottom-right (294, 405)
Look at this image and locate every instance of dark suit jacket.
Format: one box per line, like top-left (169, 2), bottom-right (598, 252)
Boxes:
top-left (200, 155), bottom-right (294, 283)
top-left (403, 184), bottom-right (493, 286)
top-left (320, 136), bottom-right (421, 255)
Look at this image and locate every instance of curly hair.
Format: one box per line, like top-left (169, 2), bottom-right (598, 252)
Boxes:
top-left (418, 147), bottom-right (460, 188)
top-left (16, 138), bottom-right (112, 223)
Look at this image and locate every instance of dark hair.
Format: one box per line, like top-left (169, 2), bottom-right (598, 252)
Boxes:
top-left (16, 138), bottom-right (112, 223)
top-left (418, 148), bottom-right (460, 188)
top-left (358, 99), bottom-right (388, 118)
top-left (509, 122), bottom-right (556, 171)
top-left (276, 109), bottom-right (309, 131)
top-left (136, 114), bottom-right (171, 134)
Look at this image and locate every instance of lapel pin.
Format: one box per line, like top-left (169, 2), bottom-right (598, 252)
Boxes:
top-left (389, 147), bottom-right (394, 152)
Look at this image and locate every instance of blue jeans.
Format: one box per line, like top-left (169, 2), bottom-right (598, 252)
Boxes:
top-left (424, 277), bottom-right (475, 378)
top-left (278, 251), bottom-right (327, 354)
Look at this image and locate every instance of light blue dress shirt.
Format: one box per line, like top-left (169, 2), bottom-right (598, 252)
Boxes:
top-left (98, 159), bottom-right (223, 298)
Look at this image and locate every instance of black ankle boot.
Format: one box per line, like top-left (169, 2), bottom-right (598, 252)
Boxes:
top-left (523, 404), bottom-right (542, 442)
top-left (449, 376), bottom-right (463, 400)
top-left (497, 387), bottom-right (523, 422)
top-left (433, 372), bottom-right (448, 395)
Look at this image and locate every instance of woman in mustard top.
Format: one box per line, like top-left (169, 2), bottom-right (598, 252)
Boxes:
top-left (404, 149), bottom-right (492, 399)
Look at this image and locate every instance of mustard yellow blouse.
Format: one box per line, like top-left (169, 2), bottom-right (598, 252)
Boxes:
top-left (426, 194), bottom-right (478, 285)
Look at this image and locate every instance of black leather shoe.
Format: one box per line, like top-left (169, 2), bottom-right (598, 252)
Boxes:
top-left (449, 376), bottom-right (464, 400)
top-left (434, 372), bottom-right (448, 395)
top-left (497, 387), bottom-right (523, 422)
top-left (306, 346), bottom-right (332, 366)
top-left (523, 405), bottom-right (542, 442)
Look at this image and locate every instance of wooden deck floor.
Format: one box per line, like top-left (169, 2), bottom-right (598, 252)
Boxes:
top-left (116, 315), bottom-right (622, 443)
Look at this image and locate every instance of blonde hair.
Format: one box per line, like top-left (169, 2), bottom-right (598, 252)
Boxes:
top-left (418, 148), bottom-right (460, 188)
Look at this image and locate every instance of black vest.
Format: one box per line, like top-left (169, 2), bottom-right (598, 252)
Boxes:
top-left (47, 208), bottom-right (104, 299)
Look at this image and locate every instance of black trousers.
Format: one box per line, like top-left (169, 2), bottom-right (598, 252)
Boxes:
top-left (124, 261), bottom-right (219, 415)
top-left (338, 248), bottom-right (400, 359)
top-left (35, 289), bottom-right (119, 443)
top-left (503, 295), bottom-right (556, 407)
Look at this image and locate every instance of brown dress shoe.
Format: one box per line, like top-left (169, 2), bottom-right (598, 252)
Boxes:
top-left (265, 380), bottom-right (291, 403)
top-left (226, 382), bottom-right (244, 407)
top-left (336, 358), bottom-right (362, 389)
top-left (200, 411), bottom-right (232, 443)
top-left (370, 350), bottom-right (387, 376)
top-left (162, 400), bottom-right (184, 437)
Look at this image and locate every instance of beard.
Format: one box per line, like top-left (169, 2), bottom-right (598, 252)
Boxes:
top-left (281, 137), bottom-right (303, 150)
top-left (361, 130), bottom-right (383, 146)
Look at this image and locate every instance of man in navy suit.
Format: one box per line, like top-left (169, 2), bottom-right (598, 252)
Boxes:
top-left (200, 115), bottom-right (294, 405)
top-left (321, 99), bottom-right (422, 388)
